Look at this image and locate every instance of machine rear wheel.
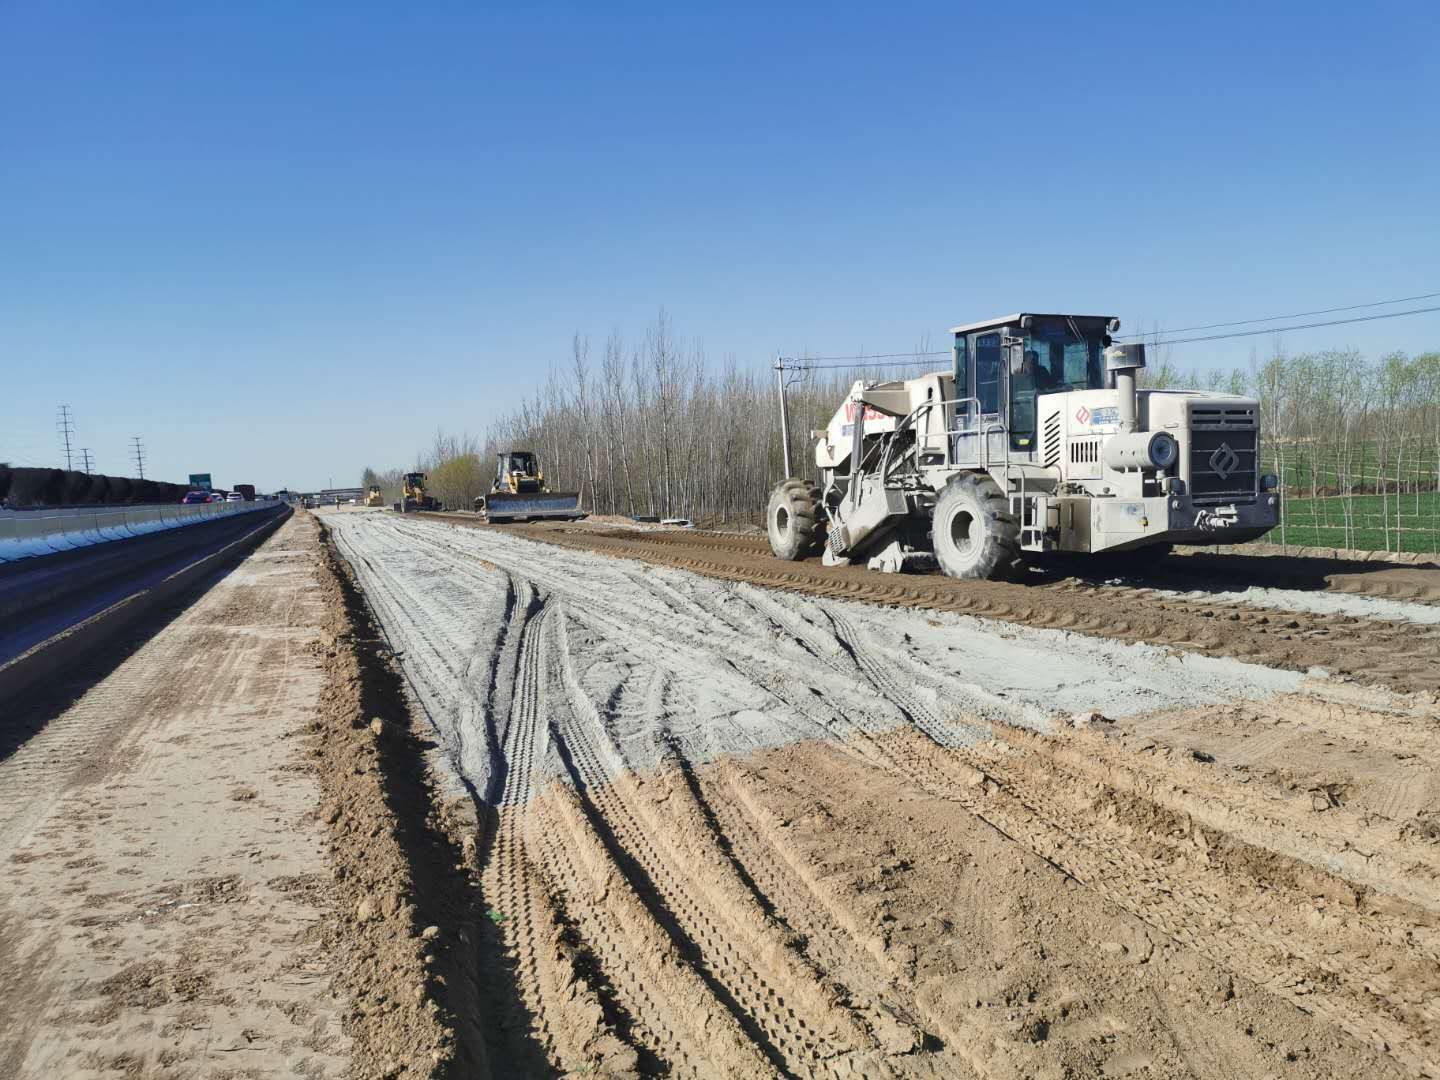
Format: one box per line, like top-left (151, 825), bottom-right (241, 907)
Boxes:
top-left (767, 479), bottom-right (824, 560)
top-left (932, 473), bottom-right (1023, 580)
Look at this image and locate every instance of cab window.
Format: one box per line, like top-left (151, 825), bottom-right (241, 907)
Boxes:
top-left (1009, 320), bottom-right (1104, 449)
top-left (973, 333), bottom-right (1001, 415)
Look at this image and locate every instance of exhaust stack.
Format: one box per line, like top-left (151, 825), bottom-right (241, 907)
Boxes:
top-left (1105, 343), bottom-right (1147, 433)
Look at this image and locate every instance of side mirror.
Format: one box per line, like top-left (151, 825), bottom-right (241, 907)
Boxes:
top-left (1003, 335), bottom-right (1025, 375)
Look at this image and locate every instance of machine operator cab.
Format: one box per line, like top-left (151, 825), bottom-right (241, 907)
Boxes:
top-left (495, 450), bottom-right (543, 494)
top-left (506, 452), bottom-right (537, 477)
top-left (949, 313), bottom-right (1117, 465)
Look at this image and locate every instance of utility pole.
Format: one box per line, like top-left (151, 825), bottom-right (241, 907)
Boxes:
top-left (775, 359), bottom-right (794, 480)
top-left (57, 405), bottom-right (75, 471)
top-left (79, 448), bottom-right (94, 474)
top-left (131, 436), bottom-right (146, 479)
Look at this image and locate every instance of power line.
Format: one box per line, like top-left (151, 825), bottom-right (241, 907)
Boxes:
top-left (1119, 289), bottom-right (1440, 339)
top-left (779, 301), bottom-right (1440, 372)
top-left (798, 349), bottom-right (949, 363)
top-left (56, 405), bottom-right (75, 471)
top-left (787, 357), bottom-right (944, 372)
top-left (1148, 304), bottom-right (1440, 346)
top-left (79, 448), bottom-right (94, 474)
top-left (131, 436), bottom-right (147, 479)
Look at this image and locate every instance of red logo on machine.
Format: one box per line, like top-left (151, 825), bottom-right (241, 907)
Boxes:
top-left (843, 402), bottom-right (889, 422)
top-left (1075, 405), bottom-right (1091, 424)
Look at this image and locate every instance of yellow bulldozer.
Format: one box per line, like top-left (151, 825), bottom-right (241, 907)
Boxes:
top-left (474, 450), bottom-right (583, 523)
top-left (394, 471), bottom-right (439, 513)
top-left (364, 485), bottom-right (384, 507)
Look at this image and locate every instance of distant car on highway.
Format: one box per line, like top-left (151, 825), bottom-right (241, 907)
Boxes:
top-left (181, 491), bottom-right (210, 504)
top-left (226, 492), bottom-right (243, 502)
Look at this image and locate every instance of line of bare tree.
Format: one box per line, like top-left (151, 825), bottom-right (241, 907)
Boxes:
top-left (1144, 342), bottom-right (1440, 550)
top-left (361, 314), bottom-right (1439, 546)
top-left (361, 313), bottom-right (925, 522)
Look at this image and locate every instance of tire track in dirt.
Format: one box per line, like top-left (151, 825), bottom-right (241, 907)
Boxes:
top-left (473, 519), bottom-right (1440, 604)
top-left (649, 571), bottom-right (1436, 1075)
top-left (471, 595), bottom-right (554, 1074)
top-left (329, 511), bottom-right (1433, 1078)
top-left (335, 519), bottom-right (650, 1075)
top-left (362, 521), bottom-right (967, 1077)
top-left (551, 607), bottom-right (883, 1076)
top-left (779, 616), bottom-right (1440, 1076)
top-left (488, 522), bottom-right (1440, 694)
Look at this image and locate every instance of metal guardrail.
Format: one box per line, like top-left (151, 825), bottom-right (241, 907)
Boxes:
top-left (0, 501), bottom-right (275, 565)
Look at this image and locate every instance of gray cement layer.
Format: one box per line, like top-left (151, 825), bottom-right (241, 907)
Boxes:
top-left (326, 510), bottom-right (1305, 804)
top-left (1147, 584), bottom-right (1440, 626)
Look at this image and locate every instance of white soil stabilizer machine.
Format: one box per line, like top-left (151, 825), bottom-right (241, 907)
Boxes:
top-left (767, 313), bottom-right (1280, 579)
top-left (475, 450), bottom-right (585, 524)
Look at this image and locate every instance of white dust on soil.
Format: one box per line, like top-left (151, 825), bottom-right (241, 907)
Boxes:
top-left (1145, 583), bottom-right (1440, 625)
top-left (328, 512), bottom-right (1305, 802)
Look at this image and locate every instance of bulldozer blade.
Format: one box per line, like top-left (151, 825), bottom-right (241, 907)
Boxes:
top-left (482, 491), bottom-right (584, 523)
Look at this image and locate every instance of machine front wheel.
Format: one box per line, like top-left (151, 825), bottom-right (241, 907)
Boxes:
top-left (932, 473), bottom-right (1023, 580)
top-left (767, 479), bottom-right (824, 560)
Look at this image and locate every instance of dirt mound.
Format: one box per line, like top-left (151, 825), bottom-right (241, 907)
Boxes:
top-left (309, 519), bottom-right (473, 1078)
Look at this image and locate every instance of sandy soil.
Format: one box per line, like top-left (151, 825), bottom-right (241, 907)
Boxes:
top-left (0, 515), bottom-right (352, 1078)
top-left (323, 509), bottom-right (1440, 1078)
top-left (7, 503), bottom-right (1431, 1078)
top-left (0, 514), bottom-right (458, 1080)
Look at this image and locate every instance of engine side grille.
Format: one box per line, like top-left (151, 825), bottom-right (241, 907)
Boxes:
top-left (1042, 412), bottom-right (1061, 468)
top-left (1190, 429), bottom-right (1258, 502)
top-left (1190, 406), bottom-right (1256, 428)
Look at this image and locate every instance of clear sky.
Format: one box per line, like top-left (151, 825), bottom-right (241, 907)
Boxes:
top-left (3, 1), bottom-right (1438, 492)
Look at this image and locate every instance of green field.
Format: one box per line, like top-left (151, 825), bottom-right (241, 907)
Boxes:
top-left (1264, 446), bottom-right (1440, 493)
top-left (1269, 491), bottom-right (1440, 554)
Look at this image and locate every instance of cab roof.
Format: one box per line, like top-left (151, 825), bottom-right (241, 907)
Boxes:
top-left (948, 313), bottom-right (1118, 336)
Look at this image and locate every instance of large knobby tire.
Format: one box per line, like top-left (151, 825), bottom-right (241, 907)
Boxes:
top-left (767, 478), bottom-right (824, 560)
top-left (932, 473), bottom-right (1023, 580)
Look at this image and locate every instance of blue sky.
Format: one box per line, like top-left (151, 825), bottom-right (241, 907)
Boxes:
top-left (3, 1), bottom-right (1438, 491)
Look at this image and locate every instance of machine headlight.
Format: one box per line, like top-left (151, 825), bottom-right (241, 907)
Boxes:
top-left (1148, 432), bottom-right (1178, 469)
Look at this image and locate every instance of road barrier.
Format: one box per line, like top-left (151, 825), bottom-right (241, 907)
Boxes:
top-left (0, 505), bottom-right (292, 704)
top-left (0, 501), bottom-right (276, 564)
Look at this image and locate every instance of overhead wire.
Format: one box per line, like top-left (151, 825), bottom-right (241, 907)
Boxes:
top-left (1143, 304), bottom-right (1440, 346)
top-left (1116, 289), bottom-right (1440, 339)
top-left (779, 300), bottom-right (1440, 372)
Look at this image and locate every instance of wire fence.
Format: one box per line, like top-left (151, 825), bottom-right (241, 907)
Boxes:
top-left (1263, 446), bottom-right (1440, 554)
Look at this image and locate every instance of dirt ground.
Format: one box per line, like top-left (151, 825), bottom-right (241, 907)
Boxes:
top-left (3, 506), bottom-right (1435, 1078)
top-left (0, 514), bottom-right (453, 1079)
top-left (317, 508), bottom-right (1440, 1078)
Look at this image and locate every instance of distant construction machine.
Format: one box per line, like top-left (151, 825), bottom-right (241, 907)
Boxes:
top-left (475, 450), bottom-right (584, 523)
top-left (767, 312), bottom-right (1279, 579)
top-left (394, 472), bottom-right (439, 513)
top-left (364, 485), bottom-right (385, 507)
